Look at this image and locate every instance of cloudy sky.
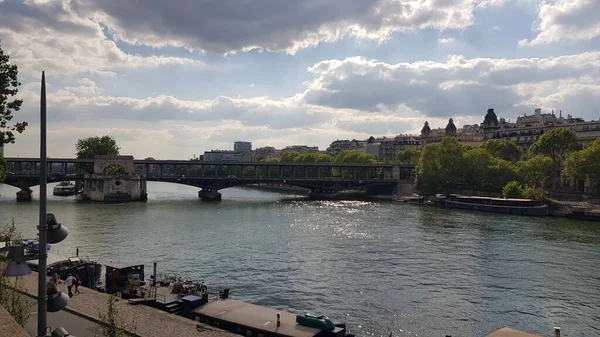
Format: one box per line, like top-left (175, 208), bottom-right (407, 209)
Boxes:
top-left (1, 0), bottom-right (599, 159)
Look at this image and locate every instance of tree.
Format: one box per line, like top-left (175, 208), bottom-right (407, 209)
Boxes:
top-left (502, 181), bottom-right (524, 199)
top-left (516, 155), bottom-right (554, 187)
top-left (334, 150), bottom-right (377, 164)
top-left (0, 42), bottom-right (28, 148)
top-left (97, 295), bottom-right (136, 337)
top-left (76, 136), bottom-right (120, 159)
top-left (462, 148), bottom-right (494, 191)
top-left (563, 138), bottom-right (600, 191)
top-left (396, 149), bottom-right (421, 165)
top-left (415, 137), bottom-right (466, 194)
top-left (529, 128), bottom-right (580, 168)
top-left (482, 139), bottom-right (522, 162)
top-left (0, 219), bottom-right (34, 327)
top-left (103, 164), bottom-right (126, 175)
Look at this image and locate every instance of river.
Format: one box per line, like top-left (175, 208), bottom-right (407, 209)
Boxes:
top-left (1, 182), bottom-right (599, 336)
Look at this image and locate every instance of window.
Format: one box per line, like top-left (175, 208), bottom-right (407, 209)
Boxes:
top-left (246, 329), bottom-right (253, 337)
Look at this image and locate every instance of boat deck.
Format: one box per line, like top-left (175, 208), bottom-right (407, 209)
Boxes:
top-left (193, 299), bottom-right (321, 337)
top-left (485, 327), bottom-right (543, 337)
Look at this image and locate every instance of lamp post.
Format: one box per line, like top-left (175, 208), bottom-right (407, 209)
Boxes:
top-left (2, 72), bottom-right (73, 336)
top-left (38, 70), bottom-right (49, 337)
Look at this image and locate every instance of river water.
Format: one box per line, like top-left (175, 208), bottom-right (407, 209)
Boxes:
top-left (1, 182), bottom-right (599, 336)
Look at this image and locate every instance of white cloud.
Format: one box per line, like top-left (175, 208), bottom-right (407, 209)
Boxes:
top-left (7, 50), bottom-right (600, 158)
top-left (302, 52), bottom-right (600, 119)
top-left (0, 0), bottom-right (202, 76)
top-left (73, 0), bottom-right (485, 54)
top-left (520, 0), bottom-right (600, 46)
top-left (438, 37), bottom-right (456, 44)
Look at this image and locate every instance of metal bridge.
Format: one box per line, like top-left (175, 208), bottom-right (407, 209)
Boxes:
top-left (2, 157), bottom-right (416, 198)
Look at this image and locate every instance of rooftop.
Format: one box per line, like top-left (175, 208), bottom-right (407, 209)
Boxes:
top-left (194, 299), bottom-right (321, 337)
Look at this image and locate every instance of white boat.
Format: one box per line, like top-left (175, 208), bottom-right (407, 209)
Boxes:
top-left (53, 181), bottom-right (76, 196)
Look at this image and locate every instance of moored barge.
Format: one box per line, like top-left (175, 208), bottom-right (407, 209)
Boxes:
top-left (435, 194), bottom-right (548, 216)
top-left (192, 298), bottom-right (350, 337)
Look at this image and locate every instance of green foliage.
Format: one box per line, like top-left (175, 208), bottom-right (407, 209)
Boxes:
top-left (415, 137), bottom-right (518, 194)
top-left (0, 219), bottom-right (33, 328)
top-left (0, 42), bottom-right (28, 147)
top-left (335, 150), bottom-right (377, 164)
top-left (523, 186), bottom-right (548, 201)
top-left (76, 135), bottom-right (120, 159)
top-left (482, 139), bottom-right (522, 162)
top-left (260, 157), bottom-right (281, 163)
top-left (126, 279), bottom-right (140, 295)
top-left (516, 155), bottom-right (554, 187)
top-left (416, 137), bottom-right (466, 193)
top-left (528, 128), bottom-right (581, 167)
top-left (396, 149), bottom-right (421, 164)
top-left (563, 138), bottom-right (600, 190)
top-left (103, 164), bottom-right (126, 176)
top-left (97, 296), bottom-right (136, 337)
top-left (502, 181), bottom-right (524, 199)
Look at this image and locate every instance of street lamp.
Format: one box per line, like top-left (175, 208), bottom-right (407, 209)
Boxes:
top-left (1, 72), bottom-right (72, 336)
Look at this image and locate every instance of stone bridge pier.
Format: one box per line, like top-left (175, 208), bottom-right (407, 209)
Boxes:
top-left (198, 189), bottom-right (221, 201)
top-left (16, 187), bottom-right (33, 202)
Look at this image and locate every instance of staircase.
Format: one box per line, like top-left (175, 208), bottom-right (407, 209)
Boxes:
top-left (164, 300), bottom-right (182, 315)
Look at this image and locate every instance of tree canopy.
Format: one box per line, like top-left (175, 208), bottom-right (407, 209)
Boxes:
top-left (528, 128), bottom-right (580, 165)
top-left (482, 139), bottom-right (522, 162)
top-left (396, 149), bottom-right (421, 165)
top-left (334, 150), bottom-right (377, 164)
top-left (516, 155), bottom-right (554, 187)
top-left (76, 136), bottom-right (121, 159)
top-left (563, 138), bottom-right (600, 191)
top-left (416, 137), bottom-right (518, 194)
top-left (0, 42), bottom-right (28, 148)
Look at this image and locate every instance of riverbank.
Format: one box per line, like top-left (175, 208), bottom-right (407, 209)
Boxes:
top-left (17, 272), bottom-right (234, 337)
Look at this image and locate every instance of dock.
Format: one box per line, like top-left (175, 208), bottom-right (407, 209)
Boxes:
top-left (19, 271), bottom-right (236, 337)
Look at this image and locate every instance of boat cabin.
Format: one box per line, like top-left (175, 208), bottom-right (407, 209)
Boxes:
top-left (105, 263), bottom-right (145, 294)
top-left (192, 299), bottom-right (346, 337)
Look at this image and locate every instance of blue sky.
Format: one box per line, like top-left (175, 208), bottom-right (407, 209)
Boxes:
top-left (1, 0), bottom-right (600, 159)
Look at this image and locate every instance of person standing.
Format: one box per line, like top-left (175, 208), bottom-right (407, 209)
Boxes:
top-left (66, 273), bottom-right (75, 298)
top-left (74, 275), bottom-right (81, 295)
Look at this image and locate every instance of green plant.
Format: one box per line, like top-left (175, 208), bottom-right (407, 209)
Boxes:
top-left (0, 219), bottom-right (34, 327)
top-left (97, 296), bottom-right (137, 337)
top-left (103, 164), bottom-right (126, 176)
top-left (502, 181), bottom-right (524, 199)
top-left (126, 279), bottom-right (140, 295)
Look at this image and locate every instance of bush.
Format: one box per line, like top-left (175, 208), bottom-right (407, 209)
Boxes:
top-left (523, 186), bottom-right (548, 201)
top-left (502, 181), bottom-right (524, 199)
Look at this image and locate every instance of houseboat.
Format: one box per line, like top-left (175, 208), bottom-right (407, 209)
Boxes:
top-left (25, 244), bottom-right (102, 288)
top-left (435, 194), bottom-right (548, 216)
top-left (53, 181), bottom-right (76, 196)
top-left (192, 298), bottom-right (351, 337)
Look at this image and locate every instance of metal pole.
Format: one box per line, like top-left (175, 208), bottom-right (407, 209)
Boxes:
top-left (38, 71), bottom-right (48, 337)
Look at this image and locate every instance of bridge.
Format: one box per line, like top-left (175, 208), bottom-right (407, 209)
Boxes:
top-left (1, 157), bottom-right (416, 201)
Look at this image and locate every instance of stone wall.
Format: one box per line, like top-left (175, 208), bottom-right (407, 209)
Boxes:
top-left (82, 174), bottom-right (147, 202)
top-left (93, 155), bottom-right (135, 174)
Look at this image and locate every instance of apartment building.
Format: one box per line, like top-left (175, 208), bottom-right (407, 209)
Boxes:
top-left (481, 108), bottom-right (600, 154)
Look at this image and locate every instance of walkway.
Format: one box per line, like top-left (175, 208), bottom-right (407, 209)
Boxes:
top-left (20, 272), bottom-right (236, 337)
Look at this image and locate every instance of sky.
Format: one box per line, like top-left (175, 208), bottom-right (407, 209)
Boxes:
top-left (1, 0), bottom-right (599, 159)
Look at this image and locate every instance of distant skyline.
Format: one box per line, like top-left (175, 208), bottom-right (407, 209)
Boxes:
top-left (1, 0), bottom-right (600, 159)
